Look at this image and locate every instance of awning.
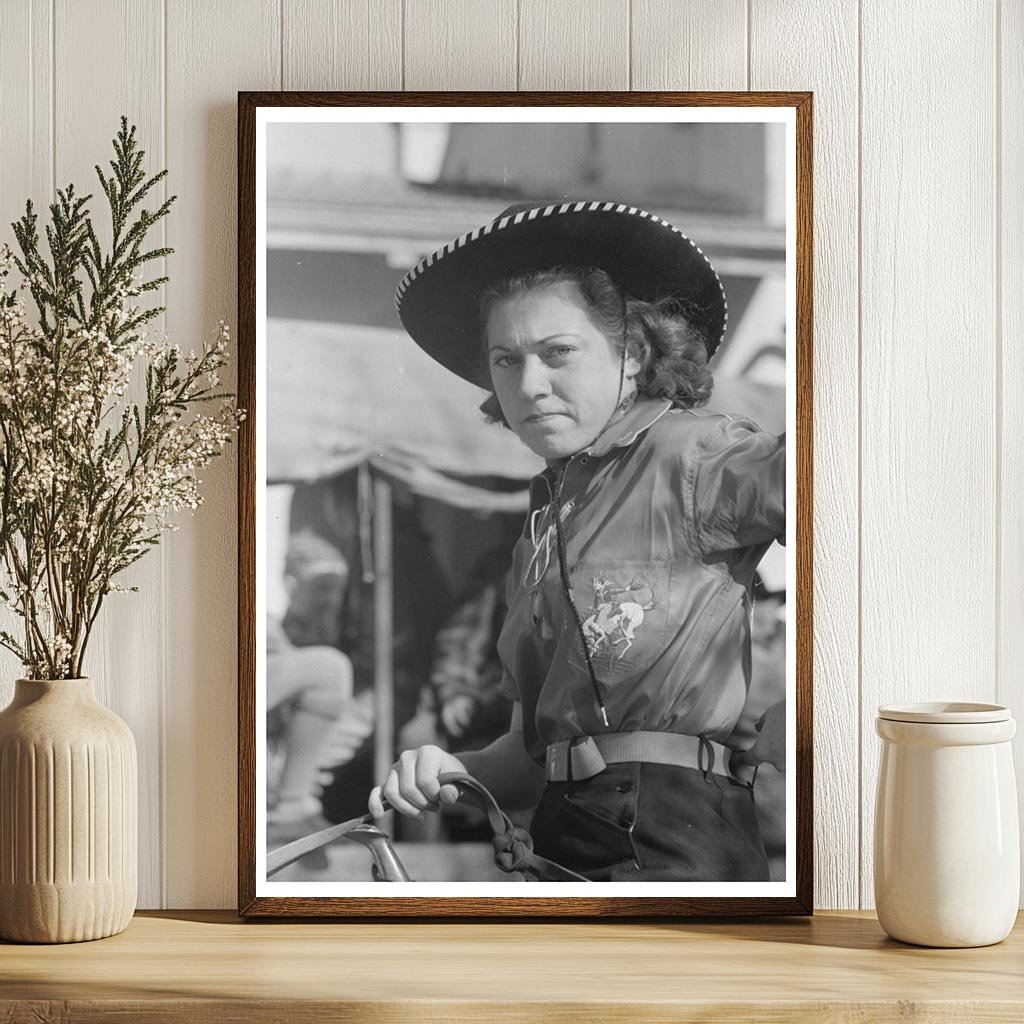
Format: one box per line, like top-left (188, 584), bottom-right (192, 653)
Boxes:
top-left (268, 318), bottom-right (543, 509)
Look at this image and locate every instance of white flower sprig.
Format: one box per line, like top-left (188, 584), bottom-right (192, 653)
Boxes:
top-left (0, 118), bottom-right (243, 679)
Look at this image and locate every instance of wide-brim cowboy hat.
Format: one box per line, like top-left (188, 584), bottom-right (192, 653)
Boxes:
top-left (394, 199), bottom-right (728, 385)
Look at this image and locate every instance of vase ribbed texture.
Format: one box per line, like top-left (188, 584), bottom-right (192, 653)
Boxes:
top-left (0, 678), bottom-right (137, 943)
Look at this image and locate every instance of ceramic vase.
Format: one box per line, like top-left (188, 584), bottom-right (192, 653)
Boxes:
top-left (874, 702), bottom-right (1019, 948)
top-left (0, 678), bottom-right (137, 943)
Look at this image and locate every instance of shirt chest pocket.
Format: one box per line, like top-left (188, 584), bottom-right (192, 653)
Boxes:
top-left (564, 561), bottom-right (672, 684)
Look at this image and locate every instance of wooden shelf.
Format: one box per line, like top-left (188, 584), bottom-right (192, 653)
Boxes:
top-left (2, 910), bottom-right (1022, 1022)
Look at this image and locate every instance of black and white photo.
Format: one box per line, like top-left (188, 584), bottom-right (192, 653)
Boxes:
top-left (238, 94), bottom-right (812, 916)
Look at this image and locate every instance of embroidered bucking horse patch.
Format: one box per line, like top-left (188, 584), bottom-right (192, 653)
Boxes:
top-left (581, 575), bottom-right (657, 660)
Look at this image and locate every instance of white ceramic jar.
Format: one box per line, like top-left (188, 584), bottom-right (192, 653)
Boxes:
top-left (874, 702), bottom-right (1019, 947)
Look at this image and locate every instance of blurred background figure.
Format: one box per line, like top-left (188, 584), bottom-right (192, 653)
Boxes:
top-left (430, 552), bottom-right (514, 754)
top-left (266, 531), bottom-right (353, 842)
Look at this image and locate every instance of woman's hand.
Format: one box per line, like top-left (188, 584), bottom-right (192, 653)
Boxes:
top-left (731, 699), bottom-right (787, 775)
top-left (367, 745), bottom-right (468, 820)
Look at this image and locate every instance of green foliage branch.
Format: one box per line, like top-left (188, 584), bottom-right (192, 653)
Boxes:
top-left (0, 117), bottom-right (243, 679)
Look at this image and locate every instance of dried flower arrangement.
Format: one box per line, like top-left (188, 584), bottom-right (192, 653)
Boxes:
top-left (0, 118), bottom-right (243, 679)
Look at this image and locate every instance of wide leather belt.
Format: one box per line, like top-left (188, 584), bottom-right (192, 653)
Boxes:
top-left (545, 731), bottom-right (732, 783)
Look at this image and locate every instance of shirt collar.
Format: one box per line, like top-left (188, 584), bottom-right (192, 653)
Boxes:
top-left (586, 397), bottom-right (673, 456)
top-left (537, 398), bottom-right (674, 484)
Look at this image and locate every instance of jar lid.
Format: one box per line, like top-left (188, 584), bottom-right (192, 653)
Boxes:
top-left (877, 701), bottom-right (1011, 724)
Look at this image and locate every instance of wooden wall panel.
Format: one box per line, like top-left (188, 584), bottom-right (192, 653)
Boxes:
top-left (519, 0), bottom-right (629, 90)
top-left (284, 0), bottom-right (402, 90)
top-left (0, 0), bottom-right (53, 697)
top-left (50, 0), bottom-right (167, 908)
top-left (404, 0), bottom-right (516, 90)
top-left (750, 2), bottom-right (860, 909)
top-left (631, 0), bottom-right (746, 90)
top-left (1000, 0), bottom-right (1024, 899)
top-left (164, 0), bottom-right (280, 908)
top-left (0, 0), bottom-right (1019, 912)
top-left (0, 0), bottom-right (52, 238)
top-left (859, 0), bottom-right (998, 908)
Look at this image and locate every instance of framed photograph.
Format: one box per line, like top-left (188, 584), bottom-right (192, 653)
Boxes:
top-left (238, 91), bottom-right (813, 917)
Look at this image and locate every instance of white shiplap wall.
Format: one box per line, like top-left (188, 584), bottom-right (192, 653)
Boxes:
top-left (0, 0), bottom-right (1018, 910)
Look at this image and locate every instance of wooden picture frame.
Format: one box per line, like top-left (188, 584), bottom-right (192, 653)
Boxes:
top-left (238, 91), bottom-right (813, 917)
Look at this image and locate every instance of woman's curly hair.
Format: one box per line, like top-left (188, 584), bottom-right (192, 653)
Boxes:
top-left (475, 266), bottom-right (715, 426)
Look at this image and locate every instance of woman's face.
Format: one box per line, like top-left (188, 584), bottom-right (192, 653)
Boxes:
top-left (485, 280), bottom-right (640, 460)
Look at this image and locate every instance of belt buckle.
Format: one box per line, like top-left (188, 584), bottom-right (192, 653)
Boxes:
top-left (569, 736), bottom-right (608, 781)
top-left (547, 740), bottom-right (571, 782)
top-left (548, 736), bottom-right (610, 782)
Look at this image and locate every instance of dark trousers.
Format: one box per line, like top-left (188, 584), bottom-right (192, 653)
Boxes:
top-left (530, 761), bottom-right (771, 882)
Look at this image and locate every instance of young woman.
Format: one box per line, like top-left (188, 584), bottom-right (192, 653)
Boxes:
top-left (369, 201), bottom-right (786, 882)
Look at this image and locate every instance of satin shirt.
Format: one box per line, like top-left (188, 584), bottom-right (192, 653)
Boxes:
top-left (497, 397), bottom-right (786, 765)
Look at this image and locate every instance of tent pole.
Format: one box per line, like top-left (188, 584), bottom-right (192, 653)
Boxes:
top-left (372, 474), bottom-right (395, 833)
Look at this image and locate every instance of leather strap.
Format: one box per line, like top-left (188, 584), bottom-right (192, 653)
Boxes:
top-left (267, 773), bottom-right (591, 883)
top-left (546, 731), bottom-right (732, 783)
top-left (267, 815), bottom-right (379, 877)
